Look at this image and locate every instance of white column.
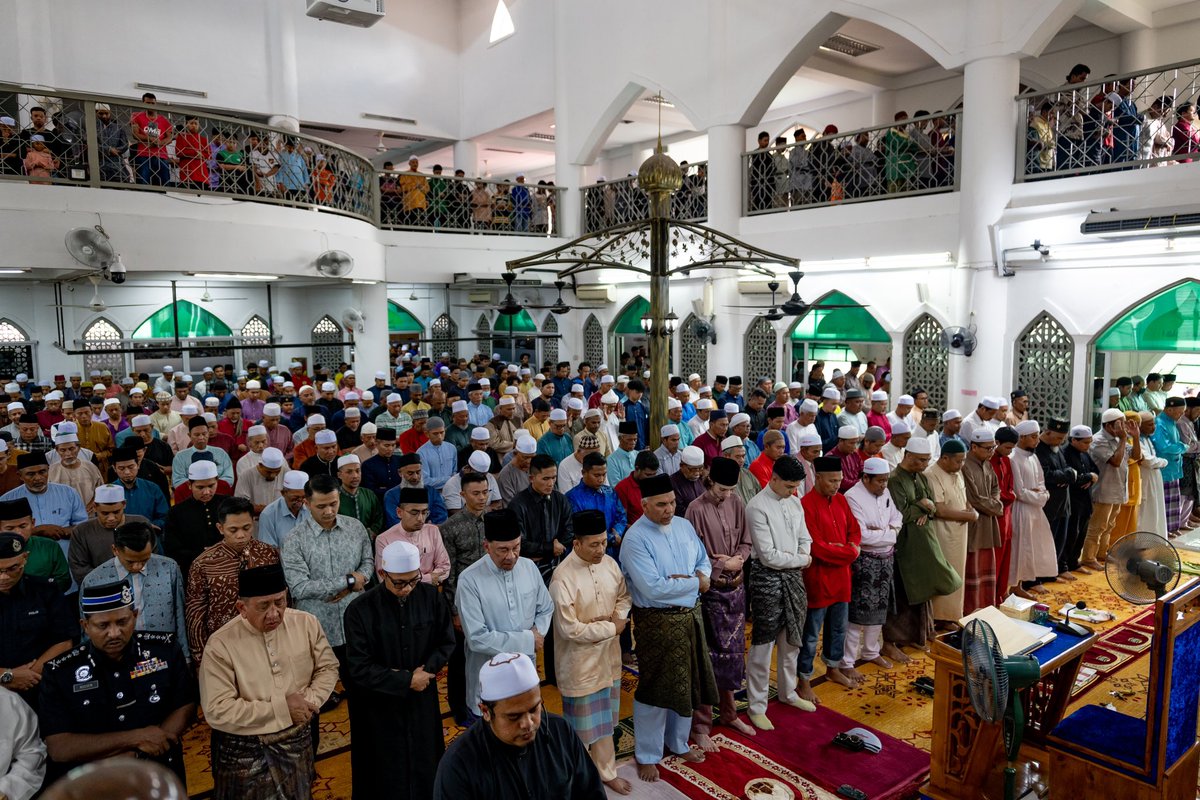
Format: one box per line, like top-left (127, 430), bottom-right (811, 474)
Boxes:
top-left (11, 1), bottom-right (55, 87)
top-left (264, 2), bottom-right (300, 132)
top-left (453, 140), bottom-right (479, 177)
top-left (705, 124), bottom-right (744, 231)
top-left (949, 55), bottom-right (1020, 406)
top-left (354, 282), bottom-right (391, 378)
top-left (1119, 28), bottom-right (1156, 74)
top-left (552, 0), bottom-right (582, 240)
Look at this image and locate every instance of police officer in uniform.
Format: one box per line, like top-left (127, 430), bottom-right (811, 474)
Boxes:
top-left (0, 531), bottom-right (76, 710)
top-left (38, 579), bottom-right (196, 787)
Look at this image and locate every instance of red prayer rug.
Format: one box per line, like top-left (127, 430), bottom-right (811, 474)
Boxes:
top-left (656, 702), bottom-right (929, 800)
top-left (1070, 608), bottom-right (1155, 698)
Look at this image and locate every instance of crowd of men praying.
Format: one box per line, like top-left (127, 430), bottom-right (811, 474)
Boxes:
top-left (0, 352), bottom-right (1197, 799)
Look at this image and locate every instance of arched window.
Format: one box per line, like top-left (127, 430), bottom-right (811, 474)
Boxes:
top-left (0, 319), bottom-right (33, 379)
top-left (82, 318), bottom-right (124, 377)
top-left (678, 313), bottom-right (708, 380)
top-left (1015, 312), bottom-right (1074, 422)
top-left (543, 315), bottom-right (559, 365)
top-left (744, 317), bottom-right (777, 384)
top-left (240, 316), bottom-right (273, 369)
top-left (903, 313), bottom-right (948, 413)
top-left (477, 313), bottom-right (492, 356)
top-left (583, 315), bottom-right (604, 368)
top-left (311, 315), bottom-right (344, 372)
top-left (432, 314), bottom-right (458, 360)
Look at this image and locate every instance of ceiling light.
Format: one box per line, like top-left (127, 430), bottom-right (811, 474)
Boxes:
top-left (866, 252), bottom-right (954, 269)
top-left (351, 279), bottom-right (379, 285)
top-left (0, 268), bottom-right (30, 275)
top-left (642, 94), bottom-right (675, 108)
top-left (490, 0), bottom-right (515, 44)
top-left (818, 34), bottom-right (881, 58)
top-left (184, 272), bottom-right (279, 281)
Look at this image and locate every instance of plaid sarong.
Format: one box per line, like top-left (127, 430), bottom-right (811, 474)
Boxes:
top-left (561, 680), bottom-right (620, 744)
top-left (211, 722), bottom-right (314, 800)
top-left (1165, 479), bottom-right (1183, 533)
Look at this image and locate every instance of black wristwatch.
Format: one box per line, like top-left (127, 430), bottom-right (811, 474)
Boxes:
top-left (345, 574), bottom-right (356, 590)
top-left (0, 669), bottom-right (12, 685)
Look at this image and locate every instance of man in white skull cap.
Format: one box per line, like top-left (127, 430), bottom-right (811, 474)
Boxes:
top-left (434, 652), bottom-right (603, 799)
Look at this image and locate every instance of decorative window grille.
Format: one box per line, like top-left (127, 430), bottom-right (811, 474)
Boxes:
top-left (583, 315), bottom-right (604, 368)
top-left (82, 318), bottom-right (124, 377)
top-left (1015, 312), bottom-right (1074, 422)
top-left (311, 315), bottom-right (344, 371)
top-left (744, 317), bottom-right (777, 384)
top-left (902, 313), bottom-right (948, 413)
top-left (0, 320), bottom-right (33, 379)
top-left (543, 315), bottom-right (559, 364)
top-left (240, 316), bottom-right (273, 369)
top-left (678, 313), bottom-right (707, 380)
top-left (432, 314), bottom-right (458, 360)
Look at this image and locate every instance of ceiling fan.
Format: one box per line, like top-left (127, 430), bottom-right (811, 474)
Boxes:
top-left (723, 279), bottom-right (786, 322)
top-left (454, 272), bottom-right (600, 316)
top-left (52, 275), bottom-right (153, 313)
top-left (199, 281), bottom-right (248, 303)
top-left (728, 270), bottom-right (868, 317)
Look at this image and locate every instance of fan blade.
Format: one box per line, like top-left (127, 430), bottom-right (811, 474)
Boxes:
top-left (807, 303), bottom-right (870, 310)
top-left (98, 303), bottom-right (156, 307)
top-left (51, 304), bottom-right (100, 309)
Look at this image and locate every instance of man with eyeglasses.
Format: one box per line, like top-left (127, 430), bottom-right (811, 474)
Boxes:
top-left (374, 487), bottom-right (449, 586)
top-left (960, 429), bottom-right (1004, 617)
top-left (343, 540), bottom-right (454, 800)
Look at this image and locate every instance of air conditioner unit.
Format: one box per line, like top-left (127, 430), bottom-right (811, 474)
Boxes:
top-left (1081, 204), bottom-right (1200, 238)
top-left (468, 291), bottom-right (494, 304)
top-left (737, 280), bottom-right (777, 294)
top-left (575, 285), bottom-right (615, 303)
top-left (305, 0), bottom-right (384, 28)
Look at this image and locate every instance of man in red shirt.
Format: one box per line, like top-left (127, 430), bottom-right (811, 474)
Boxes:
top-left (749, 430), bottom-right (785, 488)
top-left (174, 116), bottom-right (209, 190)
top-left (798, 456), bottom-right (862, 702)
top-left (614, 450), bottom-right (658, 525)
top-left (128, 92), bottom-right (174, 186)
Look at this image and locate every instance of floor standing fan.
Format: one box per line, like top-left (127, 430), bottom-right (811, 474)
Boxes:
top-left (960, 619), bottom-right (1042, 800)
top-left (1105, 532), bottom-right (1180, 603)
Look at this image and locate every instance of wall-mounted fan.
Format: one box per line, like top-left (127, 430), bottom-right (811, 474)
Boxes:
top-left (940, 325), bottom-right (977, 357)
top-left (341, 307), bottom-right (366, 333)
top-left (316, 250), bottom-right (354, 278)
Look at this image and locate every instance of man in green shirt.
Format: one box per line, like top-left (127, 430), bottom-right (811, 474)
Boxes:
top-left (337, 455), bottom-right (383, 538)
top-left (0, 497), bottom-right (70, 592)
top-left (882, 436), bottom-right (960, 664)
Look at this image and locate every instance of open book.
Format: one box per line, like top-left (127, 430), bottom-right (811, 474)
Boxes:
top-left (959, 605), bottom-right (1057, 656)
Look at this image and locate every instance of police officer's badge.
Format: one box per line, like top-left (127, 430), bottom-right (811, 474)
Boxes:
top-left (74, 665), bottom-right (91, 682)
top-left (8, 538), bottom-right (18, 554)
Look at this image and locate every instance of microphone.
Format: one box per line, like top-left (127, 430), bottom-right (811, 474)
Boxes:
top-left (1054, 600), bottom-right (1091, 637)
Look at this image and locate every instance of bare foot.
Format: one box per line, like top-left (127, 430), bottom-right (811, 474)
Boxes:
top-left (605, 777), bottom-right (633, 795)
top-left (1014, 586), bottom-right (1037, 600)
top-left (867, 655), bottom-right (894, 669)
top-left (1057, 571), bottom-right (1078, 582)
top-left (1083, 559), bottom-right (1105, 571)
top-left (725, 716), bottom-right (757, 736)
top-left (692, 733), bottom-right (719, 753)
top-left (826, 668), bottom-right (855, 689)
top-left (881, 643), bottom-right (911, 664)
top-left (637, 763), bottom-right (659, 782)
top-left (678, 748), bottom-right (705, 763)
top-left (797, 678), bottom-right (821, 705)
top-left (843, 666), bottom-right (866, 684)
top-left (1072, 566), bottom-right (1093, 575)
top-left (1028, 584), bottom-right (1049, 596)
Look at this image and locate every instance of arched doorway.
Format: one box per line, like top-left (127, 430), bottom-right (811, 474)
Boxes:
top-left (903, 313), bottom-right (948, 412)
top-left (491, 310), bottom-right (537, 365)
top-left (431, 314), bottom-right (458, 360)
top-left (240, 315), bottom-right (274, 368)
top-left (0, 319), bottom-right (34, 380)
top-left (310, 315), bottom-right (345, 373)
top-left (678, 312), bottom-right (708, 380)
top-left (609, 296), bottom-right (650, 369)
top-left (786, 291), bottom-right (890, 387)
top-left (131, 301), bottom-right (233, 376)
top-left (1015, 312), bottom-right (1074, 423)
top-left (82, 317), bottom-right (125, 378)
top-left (543, 315), bottom-right (560, 365)
top-left (387, 302), bottom-right (424, 350)
top-left (583, 314), bottom-right (605, 368)
top-left (1088, 279), bottom-right (1200, 425)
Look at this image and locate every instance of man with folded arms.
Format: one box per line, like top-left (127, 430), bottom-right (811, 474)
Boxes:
top-left (843, 457), bottom-right (902, 676)
top-left (686, 457), bottom-right (756, 747)
top-left (199, 563), bottom-right (339, 799)
top-left (549, 510), bottom-right (632, 794)
top-left (621, 473), bottom-right (716, 781)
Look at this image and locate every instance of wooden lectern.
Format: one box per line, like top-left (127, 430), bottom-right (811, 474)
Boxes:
top-left (922, 619), bottom-right (1096, 799)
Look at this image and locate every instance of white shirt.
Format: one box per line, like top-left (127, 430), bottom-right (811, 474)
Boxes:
top-left (844, 481), bottom-right (902, 554)
top-left (0, 685), bottom-right (45, 800)
top-left (880, 442), bottom-right (905, 469)
top-left (785, 420), bottom-right (816, 454)
top-left (441, 472), bottom-right (501, 511)
top-left (556, 455), bottom-right (591, 494)
top-left (654, 444), bottom-right (682, 476)
top-left (687, 414), bottom-right (710, 439)
top-left (960, 410), bottom-right (986, 442)
top-left (745, 486), bottom-right (812, 570)
top-left (234, 465), bottom-right (285, 507)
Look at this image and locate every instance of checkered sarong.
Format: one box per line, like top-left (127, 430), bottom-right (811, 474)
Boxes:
top-left (561, 680), bottom-right (620, 745)
top-left (1165, 479), bottom-right (1183, 533)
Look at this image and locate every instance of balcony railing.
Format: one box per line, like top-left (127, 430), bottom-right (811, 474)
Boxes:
top-left (580, 160), bottom-right (708, 233)
top-left (1017, 57), bottom-right (1200, 181)
top-left (741, 112), bottom-right (961, 215)
top-left (379, 172), bottom-right (562, 236)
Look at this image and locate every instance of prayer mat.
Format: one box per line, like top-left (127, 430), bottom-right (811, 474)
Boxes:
top-left (657, 734), bottom-right (839, 800)
top-left (1070, 607), bottom-right (1155, 698)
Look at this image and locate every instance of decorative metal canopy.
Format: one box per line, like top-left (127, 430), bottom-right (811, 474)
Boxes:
top-left (504, 219), bottom-right (797, 279)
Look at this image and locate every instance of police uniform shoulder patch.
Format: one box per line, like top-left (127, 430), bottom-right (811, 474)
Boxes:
top-left (136, 631), bottom-right (174, 646)
top-left (47, 648), bottom-right (84, 670)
